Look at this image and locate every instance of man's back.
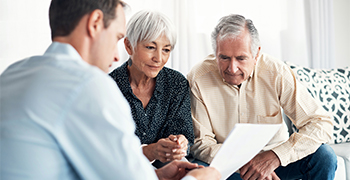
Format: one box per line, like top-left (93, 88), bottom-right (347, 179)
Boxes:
top-left (1, 44), bottom-right (90, 179)
top-left (0, 42), bottom-right (157, 179)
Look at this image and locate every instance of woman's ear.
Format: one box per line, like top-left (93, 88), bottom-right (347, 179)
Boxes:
top-left (124, 38), bottom-right (133, 55)
top-left (87, 9), bottom-right (104, 38)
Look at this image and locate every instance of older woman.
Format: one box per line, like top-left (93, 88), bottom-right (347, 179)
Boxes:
top-left (109, 10), bottom-right (194, 166)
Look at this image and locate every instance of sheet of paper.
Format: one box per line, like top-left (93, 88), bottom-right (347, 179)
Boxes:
top-left (210, 123), bottom-right (282, 180)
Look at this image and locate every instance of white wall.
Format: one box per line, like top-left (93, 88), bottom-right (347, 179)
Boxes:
top-left (333, 0), bottom-right (350, 68)
top-left (124, 0), bottom-right (312, 74)
top-left (0, 0), bottom-right (349, 74)
top-left (0, 0), bottom-right (52, 73)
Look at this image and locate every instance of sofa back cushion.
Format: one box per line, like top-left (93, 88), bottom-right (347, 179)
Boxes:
top-left (286, 62), bottom-right (350, 144)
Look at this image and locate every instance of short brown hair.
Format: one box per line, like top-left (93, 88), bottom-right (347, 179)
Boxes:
top-left (49, 0), bottom-right (125, 40)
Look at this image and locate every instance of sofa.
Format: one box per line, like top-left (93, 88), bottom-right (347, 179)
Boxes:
top-left (284, 62), bottom-right (350, 180)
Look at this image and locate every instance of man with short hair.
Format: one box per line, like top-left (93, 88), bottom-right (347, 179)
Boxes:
top-left (188, 14), bottom-right (337, 180)
top-left (0, 0), bottom-right (220, 180)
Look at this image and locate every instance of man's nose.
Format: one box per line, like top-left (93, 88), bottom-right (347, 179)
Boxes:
top-left (228, 60), bottom-right (239, 73)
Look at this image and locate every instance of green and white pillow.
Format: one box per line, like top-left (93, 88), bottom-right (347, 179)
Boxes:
top-left (286, 62), bottom-right (350, 144)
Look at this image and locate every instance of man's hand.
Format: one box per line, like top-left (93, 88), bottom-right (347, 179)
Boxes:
top-left (186, 167), bottom-right (221, 180)
top-left (262, 172), bottom-right (280, 180)
top-left (155, 160), bottom-right (221, 180)
top-left (155, 160), bottom-right (199, 180)
top-left (143, 135), bottom-right (188, 162)
top-left (239, 150), bottom-right (281, 180)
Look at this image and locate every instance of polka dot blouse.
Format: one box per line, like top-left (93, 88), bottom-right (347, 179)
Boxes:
top-left (109, 62), bottom-right (194, 146)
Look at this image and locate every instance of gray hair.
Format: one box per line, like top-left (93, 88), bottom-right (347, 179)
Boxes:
top-left (126, 10), bottom-right (177, 51)
top-left (211, 14), bottom-right (260, 57)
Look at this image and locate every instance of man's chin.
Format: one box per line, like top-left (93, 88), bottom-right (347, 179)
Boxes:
top-left (224, 78), bottom-right (242, 86)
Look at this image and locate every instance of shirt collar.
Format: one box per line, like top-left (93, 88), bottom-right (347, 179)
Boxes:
top-left (119, 62), bottom-right (133, 94)
top-left (44, 42), bottom-right (83, 62)
top-left (154, 68), bottom-right (165, 95)
top-left (119, 61), bottom-right (165, 97)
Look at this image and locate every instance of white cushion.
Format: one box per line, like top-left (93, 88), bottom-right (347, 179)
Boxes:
top-left (334, 155), bottom-right (347, 180)
top-left (330, 143), bottom-right (350, 180)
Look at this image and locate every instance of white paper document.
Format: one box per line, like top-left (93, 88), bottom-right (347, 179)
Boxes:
top-left (210, 123), bottom-right (282, 180)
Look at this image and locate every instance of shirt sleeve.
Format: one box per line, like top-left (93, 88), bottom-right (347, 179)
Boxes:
top-left (56, 74), bottom-right (158, 179)
top-left (271, 65), bottom-right (333, 166)
top-left (164, 78), bottom-right (195, 146)
top-left (189, 81), bottom-right (222, 164)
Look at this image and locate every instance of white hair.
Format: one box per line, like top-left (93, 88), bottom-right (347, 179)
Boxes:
top-left (211, 14), bottom-right (260, 57)
top-left (126, 10), bottom-right (177, 51)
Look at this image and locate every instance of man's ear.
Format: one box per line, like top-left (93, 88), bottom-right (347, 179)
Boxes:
top-left (254, 46), bottom-right (261, 63)
top-left (87, 9), bottom-right (104, 38)
top-left (124, 38), bottom-right (133, 55)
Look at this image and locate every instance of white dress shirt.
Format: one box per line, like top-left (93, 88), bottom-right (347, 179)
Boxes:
top-left (0, 42), bottom-right (196, 180)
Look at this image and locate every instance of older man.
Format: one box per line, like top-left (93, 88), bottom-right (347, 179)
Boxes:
top-left (0, 0), bottom-right (220, 180)
top-left (188, 14), bottom-right (337, 180)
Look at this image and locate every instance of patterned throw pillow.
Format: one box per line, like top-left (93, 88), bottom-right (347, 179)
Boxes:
top-left (285, 62), bottom-right (350, 144)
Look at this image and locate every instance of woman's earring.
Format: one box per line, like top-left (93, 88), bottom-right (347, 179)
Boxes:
top-left (128, 58), bottom-right (132, 67)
